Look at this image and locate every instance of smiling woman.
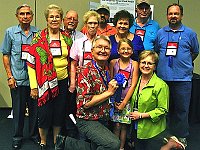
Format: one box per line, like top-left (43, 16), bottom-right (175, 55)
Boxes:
top-left (26, 4), bottom-right (72, 149)
top-left (44, 4), bottom-right (63, 32)
top-left (129, 50), bottom-right (169, 150)
top-left (109, 10), bottom-right (144, 62)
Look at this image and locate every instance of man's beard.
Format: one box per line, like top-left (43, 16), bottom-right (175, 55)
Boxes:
top-left (169, 20), bottom-right (181, 27)
top-left (100, 16), bottom-right (108, 24)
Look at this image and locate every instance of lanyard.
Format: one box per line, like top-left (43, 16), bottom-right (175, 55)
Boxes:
top-left (135, 75), bottom-right (152, 109)
top-left (20, 31), bottom-right (36, 44)
top-left (167, 31), bottom-right (182, 43)
top-left (92, 60), bottom-right (110, 89)
top-left (82, 39), bottom-right (89, 66)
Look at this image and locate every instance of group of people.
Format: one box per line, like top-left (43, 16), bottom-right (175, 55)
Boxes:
top-left (0, 0), bottom-right (199, 150)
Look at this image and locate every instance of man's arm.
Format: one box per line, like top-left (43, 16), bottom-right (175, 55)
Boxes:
top-left (191, 33), bottom-right (199, 61)
top-left (69, 59), bottom-right (77, 93)
top-left (83, 79), bottom-right (118, 109)
top-left (3, 54), bottom-right (17, 88)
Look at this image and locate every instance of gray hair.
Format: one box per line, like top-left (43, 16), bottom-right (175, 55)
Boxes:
top-left (44, 4), bottom-right (63, 20)
top-left (92, 35), bottom-right (111, 49)
top-left (16, 4), bottom-right (33, 15)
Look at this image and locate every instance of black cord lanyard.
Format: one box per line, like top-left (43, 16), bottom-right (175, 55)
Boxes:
top-left (82, 39), bottom-right (89, 66)
top-left (167, 31), bottom-right (182, 43)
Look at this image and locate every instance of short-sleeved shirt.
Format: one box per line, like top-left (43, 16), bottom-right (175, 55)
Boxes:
top-left (70, 35), bottom-right (92, 66)
top-left (130, 19), bottom-right (160, 50)
top-left (155, 24), bottom-right (199, 81)
top-left (76, 61), bottom-right (110, 120)
top-left (1, 25), bottom-right (38, 86)
top-left (109, 34), bottom-right (144, 61)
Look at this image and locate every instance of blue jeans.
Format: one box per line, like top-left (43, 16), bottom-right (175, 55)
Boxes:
top-left (166, 81), bottom-right (192, 138)
top-left (65, 118), bottom-right (120, 150)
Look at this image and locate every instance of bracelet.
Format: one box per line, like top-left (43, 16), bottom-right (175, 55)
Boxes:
top-left (7, 76), bottom-right (13, 81)
top-left (139, 113), bottom-right (142, 119)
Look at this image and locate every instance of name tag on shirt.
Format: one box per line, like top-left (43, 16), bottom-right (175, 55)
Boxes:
top-left (21, 44), bottom-right (31, 60)
top-left (50, 40), bottom-right (62, 57)
top-left (83, 52), bottom-right (92, 65)
top-left (166, 42), bottom-right (178, 56)
top-left (135, 29), bottom-right (146, 42)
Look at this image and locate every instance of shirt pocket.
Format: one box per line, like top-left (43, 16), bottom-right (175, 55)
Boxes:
top-left (11, 40), bottom-right (25, 70)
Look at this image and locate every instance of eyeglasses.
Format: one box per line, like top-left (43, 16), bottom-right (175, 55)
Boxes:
top-left (140, 61), bottom-right (155, 66)
top-left (94, 45), bottom-right (110, 51)
top-left (119, 48), bottom-right (132, 51)
top-left (49, 15), bottom-right (61, 20)
top-left (65, 17), bottom-right (78, 22)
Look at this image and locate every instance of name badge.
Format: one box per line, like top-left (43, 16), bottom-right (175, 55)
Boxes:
top-left (50, 40), bottom-right (62, 56)
top-left (166, 42), bottom-right (178, 56)
top-left (135, 29), bottom-right (146, 42)
top-left (21, 44), bottom-right (31, 60)
top-left (83, 52), bottom-right (92, 65)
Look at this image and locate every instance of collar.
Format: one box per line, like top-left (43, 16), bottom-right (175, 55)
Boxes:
top-left (134, 18), bottom-right (153, 27)
top-left (164, 24), bottom-right (184, 32)
top-left (92, 60), bottom-right (109, 71)
top-left (137, 72), bottom-right (157, 88)
top-left (14, 24), bottom-right (38, 34)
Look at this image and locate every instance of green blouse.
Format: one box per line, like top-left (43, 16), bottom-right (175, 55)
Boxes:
top-left (131, 73), bottom-right (169, 139)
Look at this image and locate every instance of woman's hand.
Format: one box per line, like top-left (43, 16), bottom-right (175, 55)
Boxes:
top-left (69, 85), bottom-right (76, 93)
top-left (130, 111), bottom-right (140, 120)
top-left (30, 88), bottom-right (38, 100)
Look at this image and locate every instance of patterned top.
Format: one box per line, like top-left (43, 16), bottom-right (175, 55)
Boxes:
top-left (27, 28), bottom-right (72, 106)
top-left (113, 59), bottom-right (133, 99)
top-left (76, 61), bottom-right (110, 120)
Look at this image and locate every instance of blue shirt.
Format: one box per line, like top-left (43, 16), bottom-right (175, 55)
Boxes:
top-left (130, 19), bottom-right (160, 50)
top-left (109, 34), bottom-right (144, 61)
top-left (155, 24), bottom-right (199, 81)
top-left (1, 25), bottom-right (38, 86)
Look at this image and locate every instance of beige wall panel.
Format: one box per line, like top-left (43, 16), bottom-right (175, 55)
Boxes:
top-left (0, 0), bottom-right (199, 107)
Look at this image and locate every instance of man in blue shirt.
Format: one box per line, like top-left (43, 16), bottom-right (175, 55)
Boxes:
top-left (1, 4), bottom-right (39, 149)
top-left (155, 3), bottom-right (199, 149)
top-left (130, 0), bottom-right (160, 50)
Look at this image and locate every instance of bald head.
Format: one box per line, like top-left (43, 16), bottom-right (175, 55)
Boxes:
top-left (63, 10), bottom-right (79, 32)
